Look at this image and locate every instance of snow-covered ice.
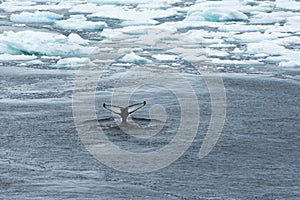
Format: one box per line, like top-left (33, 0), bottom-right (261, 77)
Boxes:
top-left (55, 15), bottom-right (107, 31)
top-left (0, 53), bottom-right (37, 61)
top-left (10, 11), bottom-right (63, 23)
top-left (0, 30), bottom-right (94, 57)
top-left (56, 57), bottom-right (95, 68)
top-left (119, 51), bottom-right (152, 64)
top-left (152, 54), bottom-right (179, 62)
top-left (0, 0), bottom-right (299, 69)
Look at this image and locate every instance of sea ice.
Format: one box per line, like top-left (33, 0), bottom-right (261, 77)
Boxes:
top-left (56, 57), bottom-right (95, 68)
top-left (152, 54), bottom-right (179, 62)
top-left (55, 15), bottom-right (107, 31)
top-left (184, 30), bottom-right (224, 45)
top-left (86, 0), bottom-right (181, 6)
top-left (119, 51), bottom-right (152, 64)
top-left (0, 1), bottom-right (74, 12)
top-left (0, 30), bottom-right (95, 57)
top-left (10, 11), bottom-right (63, 23)
top-left (246, 41), bottom-right (286, 56)
top-left (68, 33), bottom-right (89, 46)
top-left (279, 61), bottom-right (300, 68)
top-left (88, 5), bottom-right (178, 26)
top-left (186, 0), bottom-right (248, 22)
top-left (0, 53), bottom-right (37, 61)
top-left (276, 0), bottom-right (300, 11)
top-left (204, 49), bottom-right (229, 58)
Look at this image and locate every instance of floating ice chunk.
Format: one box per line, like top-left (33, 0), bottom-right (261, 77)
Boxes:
top-left (239, 1), bottom-right (275, 13)
top-left (87, 0), bottom-right (181, 6)
top-left (279, 61), bottom-right (300, 68)
top-left (232, 48), bottom-right (243, 53)
top-left (69, 3), bottom-right (103, 14)
top-left (249, 11), bottom-right (293, 25)
top-left (101, 24), bottom-right (176, 39)
top-left (56, 57), bottom-right (95, 68)
top-left (183, 30), bottom-right (224, 44)
top-left (246, 41), bottom-right (286, 56)
top-left (276, 0), bottom-right (300, 11)
top-left (121, 19), bottom-right (159, 26)
top-left (253, 53), bottom-right (268, 58)
top-left (233, 31), bottom-right (288, 43)
top-left (152, 54), bottom-right (179, 62)
top-left (88, 5), bottom-right (178, 26)
top-left (186, 1), bottom-right (248, 22)
top-left (277, 36), bottom-right (300, 46)
top-left (119, 52), bottom-right (152, 64)
top-left (218, 23), bottom-right (268, 33)
top-left (0, 30), bottom-right (94, 57)
top-left (204, 49), bottom-right (229, 58)
top-left (0, 53), bottom-right (37, 61)
top-left (0, 1), bottom-right (73, 12)
top-left (10, 11), bottom-right (63, 23)
top-left (276, 16), bottom-right (300, 33)
top-left (211, 58), bottom-right (264, 66)
top-left (202, 8), bottom-right (248, 22)
top-left (55, 15), bottom-right (107, 31)
top-left (68, 33), bottom-right (89, 46)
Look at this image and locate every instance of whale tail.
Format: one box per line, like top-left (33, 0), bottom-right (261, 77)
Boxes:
top-left (103, 101), bottom-right (146, 123)
top-left (103, 104), bottom-right (122, 115)
top-left (128, 101), bottom-right (146, 114)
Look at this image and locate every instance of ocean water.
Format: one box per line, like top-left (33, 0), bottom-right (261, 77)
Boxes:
top-left (0, 0), bottom-right (299, 199)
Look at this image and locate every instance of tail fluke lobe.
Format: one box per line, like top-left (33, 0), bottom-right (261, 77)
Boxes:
top-left (103, 103), bottom-right (122, 115)
top-left (128, 101), bottom-right (146, 114)
top-left (103, 101), bottom-right (146, 124)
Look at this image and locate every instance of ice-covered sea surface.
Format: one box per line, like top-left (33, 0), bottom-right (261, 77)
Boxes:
top-left (0, 0), bottom-right (299, 199)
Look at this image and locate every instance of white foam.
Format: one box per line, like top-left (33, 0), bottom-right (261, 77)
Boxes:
top-left (0, 30), bottom-right (95, 57)
top-left (55, 15), bottom-right (107, 31)
top-left (10, 11), bottom-right (63, 23)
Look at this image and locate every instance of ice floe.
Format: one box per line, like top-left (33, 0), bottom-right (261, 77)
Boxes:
top-left (56, 57), bottom-right (95, 68)
top-left (0, 0), bottom-right (300, 69)
top-left (0, 30), bottom-right (94, 57)
top-left (119, 51), bottom-right (152, 64)
top-left (10, 11), bottom-right (63, 23)
top-left (55, 15), bottom-right (107, 31)
top-left (186, 8), bottom-right (248, 22)
top-left (87, 5), bottom-right (178, 26)
top-left (152, 54), bottom-right (179, 62)
top-left (0, 53), bottom-right (37, 61)
top-left (0, 1), bottom-right (74, 12)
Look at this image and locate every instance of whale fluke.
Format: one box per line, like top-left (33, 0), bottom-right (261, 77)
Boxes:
top-left (103, 101), bottom-right (146, 124)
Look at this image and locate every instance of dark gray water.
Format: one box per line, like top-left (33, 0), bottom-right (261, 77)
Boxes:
top-left (0, 65), bottom-right (299, 199)
top-left (1, 0), bottom-right (300, 198)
